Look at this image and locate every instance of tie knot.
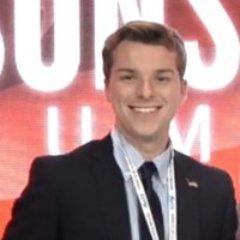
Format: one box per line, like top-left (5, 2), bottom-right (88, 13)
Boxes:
top-left (139, 162), bottom-right (157, 182)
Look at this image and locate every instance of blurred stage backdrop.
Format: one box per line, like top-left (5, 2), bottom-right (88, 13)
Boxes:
top-left (0, 0), bottom-right (240, 237)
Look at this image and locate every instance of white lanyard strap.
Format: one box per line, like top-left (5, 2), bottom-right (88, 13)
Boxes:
top-left (117, 136), bottom-right (177, 240)
top-left (167, 152), bottom-right (177, 240)
top-left (124, 152), bottom-right (160, 240)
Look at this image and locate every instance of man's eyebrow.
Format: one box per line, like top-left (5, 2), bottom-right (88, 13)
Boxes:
top-left (155, 69), bottom-right (175, 74)
top-left (116, 68), bottom-right (136, 73)
top-left (115, 68), bottom-right (175, 75)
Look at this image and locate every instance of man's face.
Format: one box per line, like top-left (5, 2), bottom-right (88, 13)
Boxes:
top-left (106, 40), bottom-right (187, 144)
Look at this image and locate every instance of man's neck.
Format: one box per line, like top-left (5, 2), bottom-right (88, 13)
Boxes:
top-left (117, 129), bottom-right (169, 160)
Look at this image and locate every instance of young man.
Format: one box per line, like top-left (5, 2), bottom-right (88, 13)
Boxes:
top-left (3, 21), bottom-right (237, 240)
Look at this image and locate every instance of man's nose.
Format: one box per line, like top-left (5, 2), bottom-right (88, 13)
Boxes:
top-left (136, 79), bottom-right (154, 99)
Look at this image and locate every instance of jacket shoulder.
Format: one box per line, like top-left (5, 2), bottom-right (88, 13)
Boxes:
top-left (174, 150), bottom-right (233, 187)
top-left (35, 135), bottom-right (112, 167)
top-left (28, 135), bottom-right (113, 184)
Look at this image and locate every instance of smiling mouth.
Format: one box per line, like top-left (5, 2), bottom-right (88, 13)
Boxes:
top-left (129, 106), bottom-right (161, 113)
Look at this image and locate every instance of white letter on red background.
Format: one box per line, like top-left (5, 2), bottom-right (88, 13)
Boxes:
top-left (170, 105), bottom-right (211, 163)
top-left (47, 106), bottom-right (60, 155)
top-left (185, 0), bottom-right (240, 90)
top-left (14, 0), bottom-right (80, 92)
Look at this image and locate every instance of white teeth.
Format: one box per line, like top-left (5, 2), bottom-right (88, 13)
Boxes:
top-left (132, 107), bottom-right (157, 113)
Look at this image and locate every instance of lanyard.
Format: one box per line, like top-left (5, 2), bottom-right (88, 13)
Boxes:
top-left (117, 135), bottom-right (177, 240)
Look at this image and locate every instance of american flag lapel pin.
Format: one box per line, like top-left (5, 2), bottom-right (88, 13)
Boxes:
top-left (186, 178), bottom-right (199, 188)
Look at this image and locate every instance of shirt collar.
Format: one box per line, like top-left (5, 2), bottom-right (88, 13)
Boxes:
top-left (111, 128), bottom-right (172, 185)
top-left (111, 129), bottom-right (144, 181)
top-left (152, 144), bottom-right (172, 185)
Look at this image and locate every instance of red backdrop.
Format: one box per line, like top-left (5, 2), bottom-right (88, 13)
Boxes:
top-left (0, 0), bottom-right (240, 237)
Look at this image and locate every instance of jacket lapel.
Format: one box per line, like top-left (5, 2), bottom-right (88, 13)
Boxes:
top-left (90, 135), bottom-right (131, 240)
top-left (174, 151), bottom-right (201, 240)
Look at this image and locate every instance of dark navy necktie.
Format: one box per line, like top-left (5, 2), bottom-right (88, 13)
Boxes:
top-left (138, 162), bottom-right (164, 240)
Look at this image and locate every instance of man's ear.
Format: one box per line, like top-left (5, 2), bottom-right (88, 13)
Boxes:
top-left (180, 79), bottom-right (188, 103)
top-left (104, 79), bottom-right (111, 102)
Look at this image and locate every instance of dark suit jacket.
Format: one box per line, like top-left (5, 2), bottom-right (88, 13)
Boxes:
top-left (3, 135), bottom-right (238, 240)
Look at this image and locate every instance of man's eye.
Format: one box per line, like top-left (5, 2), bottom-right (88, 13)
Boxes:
top-left (156, 76), bottom-right (170, 82)
top-left (120, 75), bottom-right (134, 80)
